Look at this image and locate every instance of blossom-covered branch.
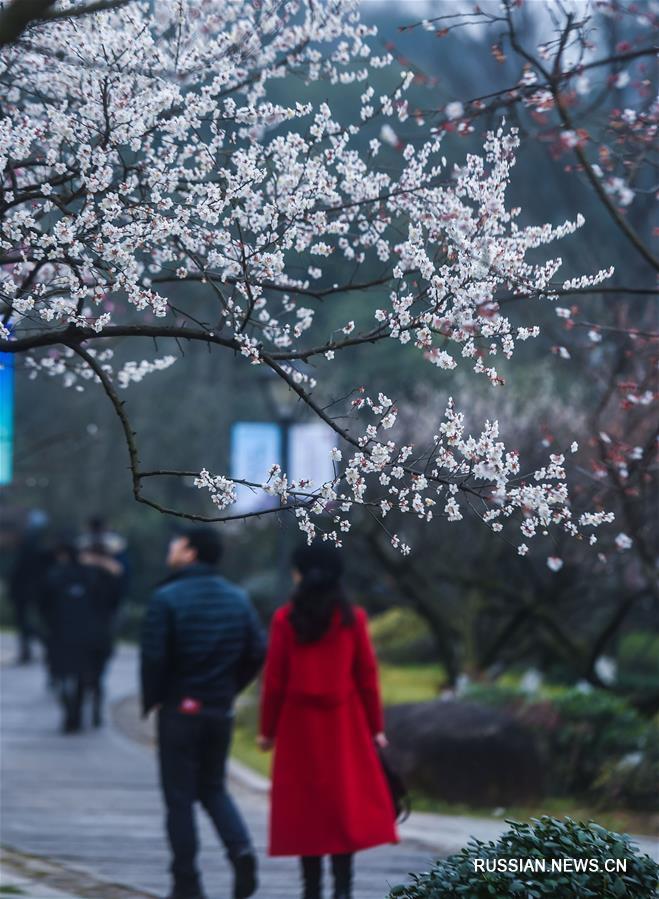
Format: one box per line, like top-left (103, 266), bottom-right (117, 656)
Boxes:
top-left (0, 0), bottom-right (622, 553)
top-left (394, 0), bottom-right (657, 272)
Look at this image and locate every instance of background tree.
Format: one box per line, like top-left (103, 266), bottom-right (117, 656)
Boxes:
top-left (352, 0), bottom-right (658, 706)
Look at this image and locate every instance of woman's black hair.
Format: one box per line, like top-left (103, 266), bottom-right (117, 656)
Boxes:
top-left (289, 542), bottom-right (354, 643)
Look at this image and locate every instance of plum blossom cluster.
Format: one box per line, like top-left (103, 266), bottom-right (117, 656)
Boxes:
top-left (116, 356), bottom-right (177, 389)
top-left (404, 0), bottom-right (656, 228)
top-left (194, 394), bottom-right (614, 559)
top-left (2, 4), bottom-right (610, 368)
top-left (193, 470), bottom-right (237, 512)
top-left (22, 343), bottom-right (175, 393)
top-left (0, 0), bottom-right (617, 552)
top-left (24, 346), bottom-right (113, 390)
top-left (367, 127), bottom-right (612, 385)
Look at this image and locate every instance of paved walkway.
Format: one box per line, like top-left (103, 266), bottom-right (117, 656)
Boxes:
top-left (2, 640), bottom-right (657, 899)
top-left (0, 644), bottom-right (434, 899)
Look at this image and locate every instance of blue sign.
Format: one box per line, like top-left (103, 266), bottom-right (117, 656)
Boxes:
top-left (0, 352), bottom-right (13, 485)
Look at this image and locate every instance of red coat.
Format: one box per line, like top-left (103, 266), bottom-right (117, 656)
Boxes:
top-left (260, 603), bottom-right (398, 857)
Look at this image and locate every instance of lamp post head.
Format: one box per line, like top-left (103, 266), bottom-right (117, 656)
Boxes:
top-left (259, 367), bottom-right (298, 423)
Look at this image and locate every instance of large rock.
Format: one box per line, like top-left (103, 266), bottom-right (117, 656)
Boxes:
top-left (384, 700), bottom-right (543, 806)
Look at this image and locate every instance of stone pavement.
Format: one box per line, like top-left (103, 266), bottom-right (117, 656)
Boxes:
top-left (1, 859), bottom-right (81, 899)
top-left (0, 850), bottom-right (153, 899)
top-left (2, 639), bottom-right (657, 899)
top-left (1, 862), bottom-right (81, 899)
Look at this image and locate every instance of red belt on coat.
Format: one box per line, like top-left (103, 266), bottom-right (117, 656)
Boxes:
top-left (284, 687), bottom-right (357, 708)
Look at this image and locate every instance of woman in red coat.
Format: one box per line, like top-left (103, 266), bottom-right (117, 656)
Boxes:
top-left (258, 542), bottom-right (398, 899)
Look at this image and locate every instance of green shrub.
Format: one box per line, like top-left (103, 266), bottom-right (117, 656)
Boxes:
top-left (462, 683), bottom-right (527, 709)
top-left (618, 632), bottom-right (659, 694)
top-left (462, 683), bottom-right (649, 801)
top-left (542, 689), bottom-right (647, 796)
top-left (369, 607), bottom-right (437, 665)
top-left (0, 589), bottom-right (15, 628)
top-left (388, 816), bottom-right (659, 899)
top-left (595, 724), bottom-right (659, 812)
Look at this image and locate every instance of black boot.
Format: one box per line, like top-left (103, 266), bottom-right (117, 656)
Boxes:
top-left (164, 890), bottom-right (206, 899)
top-left (331, 853), bottom-right (353, 899)
top-left (17, 631), bottom-right (32, 664)
top-left (164, 878), bottom-right (206, 899)
top-left (301, 856), bottom-right (322, 899)
top-left (60, 676), bottom-right (82, 733)
top-left (231, 849), bottom-right (257, 899)
top-left (91, 682), bottom-right (103, 728)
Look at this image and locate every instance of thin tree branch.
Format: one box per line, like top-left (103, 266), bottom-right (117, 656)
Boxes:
top-left (0, 0), bottom-right (131, 47)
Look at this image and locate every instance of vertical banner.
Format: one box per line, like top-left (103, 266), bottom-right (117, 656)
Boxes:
top-left (0, 353), bottom-right (13, 486)
top-left (289, 423), bottom-right (336, 487)
top-left (230, 422), bottom-right (281, 514)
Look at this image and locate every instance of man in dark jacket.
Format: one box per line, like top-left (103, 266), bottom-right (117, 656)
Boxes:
top-left (141, 526), bottom-right (265, 899)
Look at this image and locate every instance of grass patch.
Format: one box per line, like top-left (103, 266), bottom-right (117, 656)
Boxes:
top-left (0, 887), bottom-right (27, 895)
top-left (408, 792), bottom-right (659, 837)
top-left (379, 663), bottom-right (444, 704)
top-left (232, 713), bottom-right (271, 779)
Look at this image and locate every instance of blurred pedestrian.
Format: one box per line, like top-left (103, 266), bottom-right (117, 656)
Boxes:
top-left (42, 535), bottom-right (123, 732)
top-left (258, 542), bottom-right (398, 899)
top-left (8, 509), bottom-right (50, 664)
top-left (77, 537), bottom-right (125, 724)
top-left (77, 515), bottom-right (130, 597)
top-left (141, 526), bottom-right (265, 899)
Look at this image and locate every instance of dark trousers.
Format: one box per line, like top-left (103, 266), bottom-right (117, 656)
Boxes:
top-left (11, 599), bottom-right (33, 662)
top-left (301, 854), bottom-right (353, 899)
top-left (158, 707), bottom-right (251, 892)
top-left (59, 674), bottom-right (84, 732)
top-left (57, 657), bottom-right (107, 733)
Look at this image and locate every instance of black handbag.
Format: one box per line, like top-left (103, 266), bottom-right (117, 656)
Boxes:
top-left (377, 747), bottom-right (411, 823)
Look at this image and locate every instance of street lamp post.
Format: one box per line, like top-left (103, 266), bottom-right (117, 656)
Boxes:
top-left (260, 372), bottom-right (298, 597)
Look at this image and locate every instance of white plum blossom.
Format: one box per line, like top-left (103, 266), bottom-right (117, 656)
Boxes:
top-left (194, 470), bottom-right (237, 512)
top-left (560, 130), bottom-right (580, 149)
top-left (603, 177), bottom-right (635, 207)
top-left (614, 533), bottom-right (633, 551)
top-left (380, 124), bottom-right (399, 146)
top-left (594, 656), bottom-right (618, 685)
top-left (445, 101), bottom-right (464, 120)
top-left (575, 75), bottom-right (590, 96)
top-left (117, 356), bottom-right (177, 389)
top-left (547, 556), bottom-right (564, 572)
